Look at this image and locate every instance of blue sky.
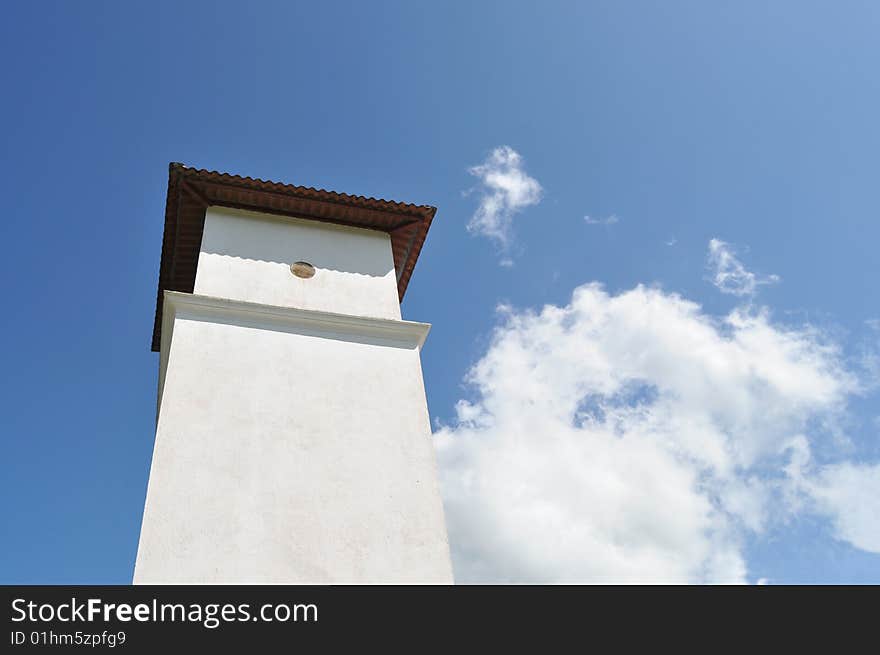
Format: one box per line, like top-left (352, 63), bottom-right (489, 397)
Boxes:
top-left (1, 1), bottom-right (878, 583)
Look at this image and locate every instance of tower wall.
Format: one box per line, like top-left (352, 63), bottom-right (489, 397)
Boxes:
top-left (135, 204), bottom-right (453, 583)
top-left (194, 207), bottom-right (402, 320)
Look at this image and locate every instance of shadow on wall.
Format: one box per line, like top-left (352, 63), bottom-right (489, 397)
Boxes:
top-left (199, 207), bottom-right (395, 278)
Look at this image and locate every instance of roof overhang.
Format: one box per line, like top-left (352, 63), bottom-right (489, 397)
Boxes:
top-left (150, 163), bottom-right (437, 351)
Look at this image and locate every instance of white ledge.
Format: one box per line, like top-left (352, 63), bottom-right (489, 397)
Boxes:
top-left (161, 291), bottom-right (431, 351)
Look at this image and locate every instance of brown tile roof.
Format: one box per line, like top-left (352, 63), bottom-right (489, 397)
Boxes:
top-left (151, 163), bottom-right (437, 351)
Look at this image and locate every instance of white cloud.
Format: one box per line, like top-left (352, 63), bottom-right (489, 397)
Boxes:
top-left (808, 463), bottom-right (880, 553)
top-left (466, 146), bottom-right (542, 252)
top-left (584, 215), bottom-right (619, 226)
top-left (435, 277), bottom-right (872, 583)
top-left (707, 239), bottom-right (780, 297)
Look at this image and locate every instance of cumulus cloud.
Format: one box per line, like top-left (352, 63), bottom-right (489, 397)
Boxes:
top-left (707, 239), bottom-right (780, 296)
top-left (435, 277), bottom-right (875, 583)
top-left (466, 146), bottom-right (542, 252)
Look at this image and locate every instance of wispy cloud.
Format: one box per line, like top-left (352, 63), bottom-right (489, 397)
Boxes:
top-left (466, 146), bottom-right (542, 256)
top-left (666, 237), bottom-right (677, 246)
top-left (584, 214), bottom-right (619, 226)
top-left (707, 238), bottom-right (780, 296)
top-left (807, 462), bottom-right (880, 553)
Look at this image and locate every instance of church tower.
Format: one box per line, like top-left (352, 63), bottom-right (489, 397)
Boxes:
top-left (134, 164), bottom-right (453, 583)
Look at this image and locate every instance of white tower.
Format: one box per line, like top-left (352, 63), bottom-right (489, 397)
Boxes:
top-left (134, 164), bottom-right (453, 584)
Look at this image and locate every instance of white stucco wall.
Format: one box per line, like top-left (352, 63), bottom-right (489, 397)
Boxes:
top-left (135, 293), bottom-right (453, 583)
top-left (194, 207), bottom-right (402, 320)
